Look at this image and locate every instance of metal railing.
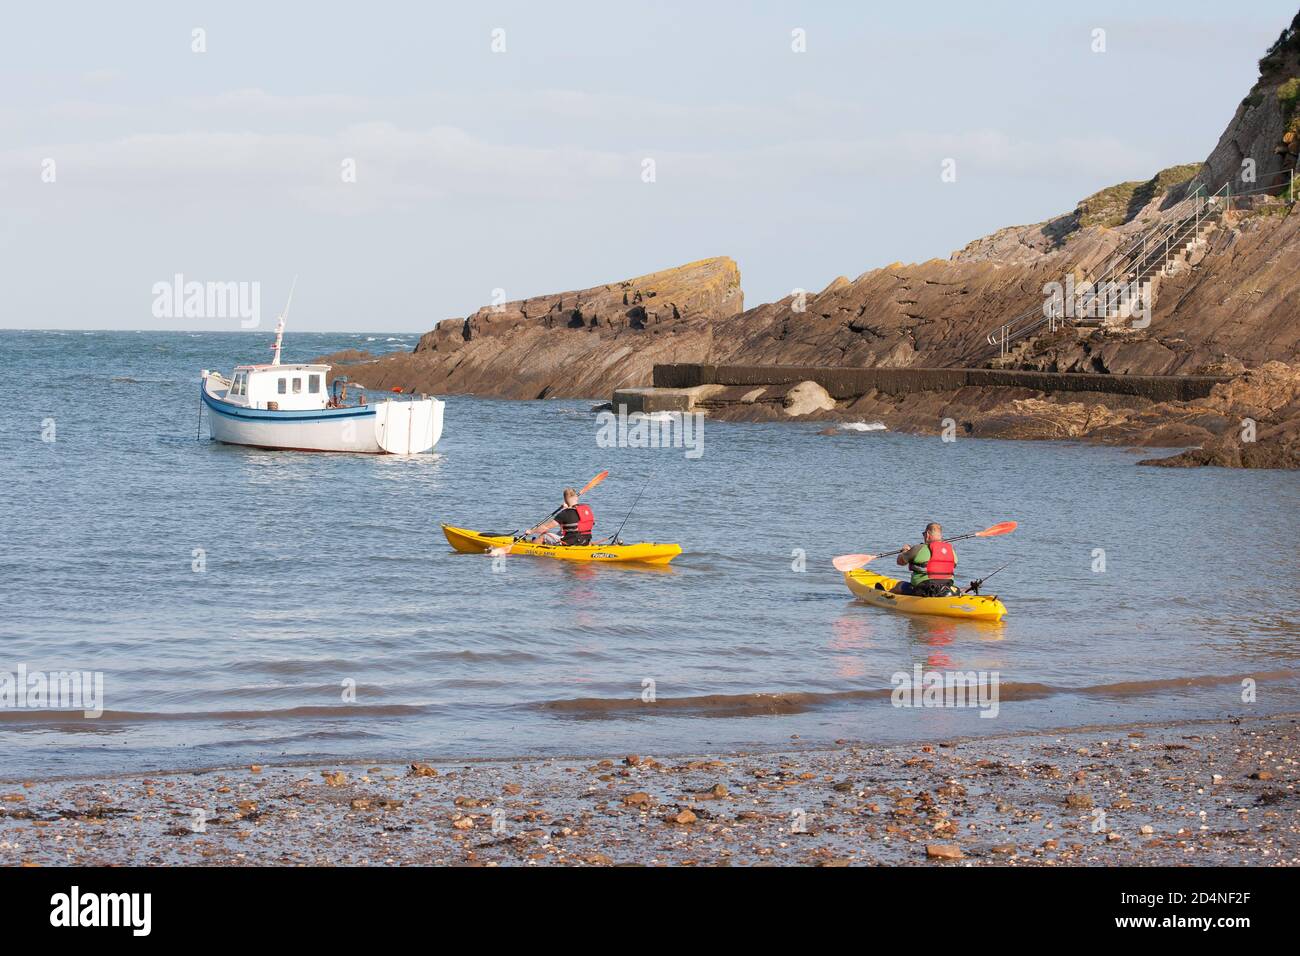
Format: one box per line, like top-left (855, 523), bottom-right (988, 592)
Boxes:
top-left (976, 181), bottom-right (1237, 362)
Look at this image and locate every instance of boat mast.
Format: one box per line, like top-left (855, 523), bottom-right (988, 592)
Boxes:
top-left (270, 275), bottom-right (297, 367)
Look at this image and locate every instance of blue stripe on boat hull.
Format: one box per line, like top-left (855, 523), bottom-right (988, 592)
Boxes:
top-left (201, 386), bottom-right (377, 423)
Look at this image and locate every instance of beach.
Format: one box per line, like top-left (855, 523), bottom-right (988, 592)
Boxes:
top-left (4, 713), bottom-right (1295, 867)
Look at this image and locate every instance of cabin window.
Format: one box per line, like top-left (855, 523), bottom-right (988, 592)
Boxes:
top-left (292, 378), bottom-right (302, 394)
top-left (308, 375), bottom-right (321, 394)
top-left (277, 378), bottom-right (287, 394)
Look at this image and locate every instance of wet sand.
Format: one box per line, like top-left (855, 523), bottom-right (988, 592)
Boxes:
top-left (2, 714), bottom-right (1296, 866)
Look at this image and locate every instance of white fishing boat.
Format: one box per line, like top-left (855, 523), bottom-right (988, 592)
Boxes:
top-left (199, 284), bottom-right (444, 454)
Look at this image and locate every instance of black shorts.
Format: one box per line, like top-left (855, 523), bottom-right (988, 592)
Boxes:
top-left (900, 579), bottom-right (955, 597)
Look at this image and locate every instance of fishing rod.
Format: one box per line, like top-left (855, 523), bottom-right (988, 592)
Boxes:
top-left (606, 465), bottom-right (656, 545)
top-left (963, 562), bottom-right (1012, 595)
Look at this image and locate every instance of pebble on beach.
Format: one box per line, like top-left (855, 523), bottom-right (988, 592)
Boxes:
top-left (1, 715), bottom-right (1296, 867)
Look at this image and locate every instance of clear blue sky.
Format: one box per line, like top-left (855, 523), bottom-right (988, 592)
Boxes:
top-left (2, 0), bottom-right (1294, 331)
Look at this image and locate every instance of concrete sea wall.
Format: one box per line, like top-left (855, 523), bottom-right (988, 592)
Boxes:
top-left (652, 364), bottom-right (1228, 403)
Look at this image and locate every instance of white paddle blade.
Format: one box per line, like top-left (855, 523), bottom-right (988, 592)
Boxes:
top-left (488, 544), bottom-right (512, 557)
top-left (832, 553), bottom-right (877, 572)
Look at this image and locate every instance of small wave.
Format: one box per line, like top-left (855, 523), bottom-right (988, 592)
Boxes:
top-left (629, 411), bottom-right (681, 423)
top-left (841, 421), bottom-right (887, 432)
top-left (0, 703), bottom-right (429, 727)
top-left (540, 690), bottom-right (849, 718)
top-left (535, 669), bottom-right (1300, 720)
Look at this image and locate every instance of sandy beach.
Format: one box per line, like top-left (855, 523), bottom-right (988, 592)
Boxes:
top-left (3, 713), bottom-right (1295, 867)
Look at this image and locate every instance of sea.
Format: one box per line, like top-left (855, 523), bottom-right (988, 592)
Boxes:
top-left (1, 329), bottom-right (1297, 779)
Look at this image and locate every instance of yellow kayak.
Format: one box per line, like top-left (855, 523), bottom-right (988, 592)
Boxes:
top-left (442, 524), bottom-right (682, 565)
top-left (844, 568), bottom-right (1007, 622)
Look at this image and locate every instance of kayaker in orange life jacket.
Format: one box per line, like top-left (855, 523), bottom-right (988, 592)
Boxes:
top-left (896, 522), bottom-right (958, 596)
top-left (525, 487), bottom-right (595, 545)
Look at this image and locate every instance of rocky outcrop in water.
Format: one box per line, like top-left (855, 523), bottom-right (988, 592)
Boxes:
top-left (323, 257), bottom-right (742, 400)
top-left (669, 360), bottom-right (1300, 466)
top-left (1138, 361), bottom-right (1300, 468)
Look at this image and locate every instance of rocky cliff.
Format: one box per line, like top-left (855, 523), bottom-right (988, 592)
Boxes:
top-left (1189, 11), bottom-right (1300, 200)
top-left (323, 11), bottom-right (1300, 467)
top-left (326, 257), bottom-right (741, 400)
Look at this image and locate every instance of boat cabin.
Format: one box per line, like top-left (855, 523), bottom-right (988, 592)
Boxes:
top-left (225, 363), bottom-right (331, 411)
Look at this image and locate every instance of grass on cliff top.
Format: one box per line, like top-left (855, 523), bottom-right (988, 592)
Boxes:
top-left (1076, 180), bottom-right (1141, 228)
top-left (1246, 202), bottom-right (1293, 219)
top-left (1277, 79), bottom-right (1300, 147)
top-left (1076, 163), bottom-right (1201, 228)
top-left (1259, 12), bottom-right (1300, 80)
top-left (1280, 77), bottom-right (1300, 115)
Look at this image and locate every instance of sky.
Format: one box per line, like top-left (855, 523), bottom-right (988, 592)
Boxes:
top-left (1, 0), bottom-right (1295, 332)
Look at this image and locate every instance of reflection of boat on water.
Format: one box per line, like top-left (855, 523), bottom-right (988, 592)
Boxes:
top-left (199, 282), bottom-right (444, 454)
top-left (902, 614), bottom-right (1006, 643)
top-left (901, 614), bottom-right (1009, 670)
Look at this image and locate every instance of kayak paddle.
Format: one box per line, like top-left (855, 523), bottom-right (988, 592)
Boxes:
top-left (489, 470), bottom-right (609, 556)
top-left (831, 521), bottom-right (1017, 573)
top-left (575, 470), bottom-right (609, 496)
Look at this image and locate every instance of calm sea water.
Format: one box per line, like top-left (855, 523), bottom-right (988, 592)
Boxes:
top-left (1, 330), bottom-right (1298, 779)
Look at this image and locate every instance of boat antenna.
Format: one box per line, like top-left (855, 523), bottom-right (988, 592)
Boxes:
top-left (270, 275), bottom-right (297, 366)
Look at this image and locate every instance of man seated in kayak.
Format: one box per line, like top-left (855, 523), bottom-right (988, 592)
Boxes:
top-left (895, 522), bottom-right (958, 596)
top-left (524, 488), bottom-right (595, 546)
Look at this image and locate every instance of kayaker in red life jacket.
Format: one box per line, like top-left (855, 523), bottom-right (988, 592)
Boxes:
top-left (525, 488), bottom-right (595, 546)
top-left (896, 522), bottom-right (958, 596)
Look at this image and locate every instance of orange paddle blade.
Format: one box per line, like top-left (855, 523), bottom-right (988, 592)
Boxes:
top-left (579, 470), bottom-right (609, 495)
top-left (975, 521), bottom-right (1018, 537)
top-left (832, 553), bottom-right (877, 572)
